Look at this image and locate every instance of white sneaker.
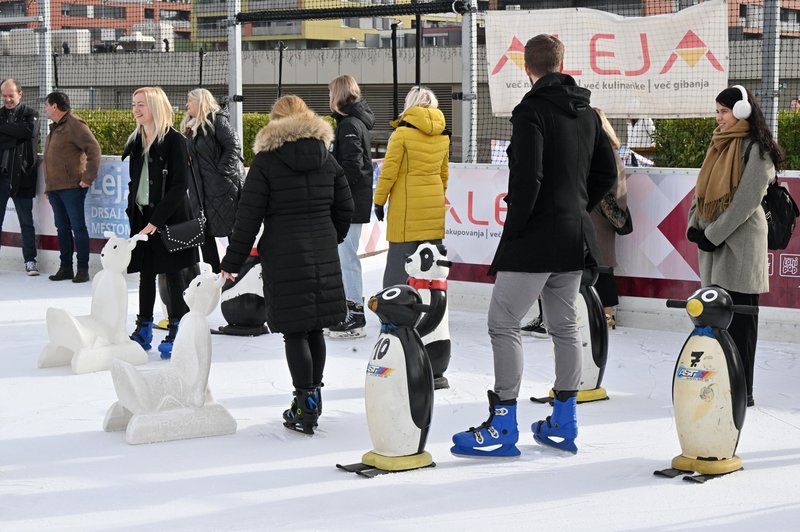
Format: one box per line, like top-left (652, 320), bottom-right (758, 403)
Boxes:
top-left (25, 261), bottom-right (39, 276)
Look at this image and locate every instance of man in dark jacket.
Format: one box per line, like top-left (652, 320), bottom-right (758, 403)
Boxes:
top-left (0, 79), bottom-right (40, 275)
top-left (452, 35), bottom-right (618, 458)
top-left (43, 91), bottom-right (101, 283)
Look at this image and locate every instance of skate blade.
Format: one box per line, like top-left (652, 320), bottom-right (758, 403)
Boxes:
top-left (327, 329), bottom-right (366, 339)
top-left (450, 444), bottom-right (521, 459)
top-left (533, 434), bottom-right (577, 454)
top-left (283, 421), bottom-right (315, 436)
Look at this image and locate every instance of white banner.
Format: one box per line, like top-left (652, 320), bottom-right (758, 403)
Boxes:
top-left (486, 0), bottom-right (728, 117)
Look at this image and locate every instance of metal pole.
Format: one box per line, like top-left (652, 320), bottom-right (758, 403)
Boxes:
top-left (228, 0), bottom-right (243, 157)
top-left (198, 48), bottom-right (206, 88)
top-left (52, 54), bottom-right (59, 89)
top-left (277, 41), bottom-right (286, 98)
top-left (391, 23), bottom-right (399, 119)
top-left (762, 0), bottom-right (780, 139)
top-left (461, 1), bottom-right (477, 163)
top-left (37, 0), bottom-right (53, 150)
top-left (415, 14), bottom-right (421, 85)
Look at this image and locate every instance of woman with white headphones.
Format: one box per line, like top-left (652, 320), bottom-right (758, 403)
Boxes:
top-left (687, 85), bottom-right (785, 407)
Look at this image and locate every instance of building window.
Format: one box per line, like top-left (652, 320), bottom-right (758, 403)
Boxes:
top-left (145, 8), bottom-right (155, 20)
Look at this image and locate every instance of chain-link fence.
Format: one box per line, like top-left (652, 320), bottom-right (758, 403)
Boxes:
top-left (1, 0), bottom-right (798, 165)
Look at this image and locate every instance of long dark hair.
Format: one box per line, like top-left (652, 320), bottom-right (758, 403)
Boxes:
top-left (718, 87), bottom-right (784, 171)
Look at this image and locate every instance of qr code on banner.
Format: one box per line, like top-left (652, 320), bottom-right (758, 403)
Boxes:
top-left (779, 254), bottom-right (800, 277)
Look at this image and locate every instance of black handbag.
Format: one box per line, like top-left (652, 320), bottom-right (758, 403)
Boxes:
top-left (160, 156), bottom-right (206, 253)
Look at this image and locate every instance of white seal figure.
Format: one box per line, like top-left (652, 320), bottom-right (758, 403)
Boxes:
top-left (38, 232), bottom-right (149, 374)
top-left (103, 268), bottom-right (237, 444)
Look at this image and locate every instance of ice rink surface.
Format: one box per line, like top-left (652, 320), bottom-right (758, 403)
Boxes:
top-left (2, 254), bottom-right (799, 531)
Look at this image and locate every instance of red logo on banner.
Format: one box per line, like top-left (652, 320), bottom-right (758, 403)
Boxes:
top-left (491, 36), bottom-right (526, 75)
top-left (659, 30), bottom-right (724, 74)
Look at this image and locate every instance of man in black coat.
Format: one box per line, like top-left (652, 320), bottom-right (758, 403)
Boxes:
top-left (452, 35), bottom-right (618, 458)
top-left (0, 79), bottom-right (40, 275)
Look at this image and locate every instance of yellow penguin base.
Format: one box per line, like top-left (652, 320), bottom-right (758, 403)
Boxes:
top-left (361, 450), bottom-right (433, 472)
top-left (672, 454), bottom-right (743, 476)
top-left (576, 388), bottom-right (609, 403)
top-left (540, 388), bottom-right (609, 404)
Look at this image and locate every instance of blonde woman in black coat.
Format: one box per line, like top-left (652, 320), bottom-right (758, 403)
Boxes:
top-left (124, 86), bottom-right (199, 359)
top-left (181, 88), bottom-right (244, 272)
top-left (221, 95), bottom-right (354, 435)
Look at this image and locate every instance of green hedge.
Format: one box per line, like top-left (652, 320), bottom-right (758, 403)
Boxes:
top-left (653, 111), bottom-right (800, 170)
top-left (76, 110), bottom-right (335, 168)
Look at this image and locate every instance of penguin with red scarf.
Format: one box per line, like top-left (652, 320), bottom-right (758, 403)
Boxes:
top-left (405, 242), bottom-right (452, 390)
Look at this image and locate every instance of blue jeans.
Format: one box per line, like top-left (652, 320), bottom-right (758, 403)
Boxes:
top-left (48, 187), bottom-right (89, 270)
top-left (338, 223), bottom-right (363, 303)
top-left (0, 174), bottom-right (37, 263)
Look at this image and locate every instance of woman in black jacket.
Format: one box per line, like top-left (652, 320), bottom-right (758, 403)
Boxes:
top-left (124, 86), bottom-right (199, 359)
top-left (181, 88), bottom-right (244, 272)
top-left (221, 95), bottom-right (354, 435)
top-left (326, 74), bottom-right (375, 339)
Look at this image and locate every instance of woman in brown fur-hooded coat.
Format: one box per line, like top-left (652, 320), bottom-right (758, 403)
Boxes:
top-left (221, 96), bottom-right (353, 433)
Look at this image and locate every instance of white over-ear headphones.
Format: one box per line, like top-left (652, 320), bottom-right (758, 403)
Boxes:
top-left (732, 85), bottom-right (752, 120)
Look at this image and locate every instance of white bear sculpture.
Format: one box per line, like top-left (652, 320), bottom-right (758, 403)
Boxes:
top-left (38, 231), bottom-right (149, 374)
top-left (103, 268), bottom-right (237, 444)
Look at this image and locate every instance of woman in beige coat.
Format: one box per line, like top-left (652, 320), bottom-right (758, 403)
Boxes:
top-left (687, 86), bottom-right (784, 407)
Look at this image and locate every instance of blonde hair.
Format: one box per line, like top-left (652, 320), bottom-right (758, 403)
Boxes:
top-left (594, 108), bottom-right (621, 150)
top-left (127, 86), bottom-right (174, 153)
top-left (180, 88), bottom-right (221, 137)
top-left (329, 75), bottom-right (361, 115)
top-left (270, 95), bottom-right (312, 120)
top-left (403, 86), bottom-right (438, 114)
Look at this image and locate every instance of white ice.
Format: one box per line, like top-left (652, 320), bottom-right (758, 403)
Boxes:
top-left (2, 254), bottom-right (799, 531)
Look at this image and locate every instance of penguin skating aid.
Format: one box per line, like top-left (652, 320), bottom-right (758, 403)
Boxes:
top-left (654, 287), bottom-right (756, 483)
top-left (531, 268), bottom-right (609, 405)
top-left (336, 285), bottom-right (436, 477)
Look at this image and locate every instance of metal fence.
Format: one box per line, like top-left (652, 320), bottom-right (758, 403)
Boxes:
top-left (1, 0), bottom-right (798, 165)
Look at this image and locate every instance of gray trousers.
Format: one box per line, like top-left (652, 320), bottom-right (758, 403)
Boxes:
top-left (382, 239), bottom-right (442, 288)
top-left (489, 270), bottom-right (583, 401)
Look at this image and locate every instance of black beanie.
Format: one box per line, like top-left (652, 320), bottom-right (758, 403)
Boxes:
top-left (716, 87), bottom-right (743, 110)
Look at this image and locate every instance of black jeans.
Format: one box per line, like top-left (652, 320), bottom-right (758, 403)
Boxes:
top-left (283, 330), bottom-right (326, 390)
top-left (138, 266), bottom-right (189, 322)
top-left (726, 290), bottom-right (759, 400)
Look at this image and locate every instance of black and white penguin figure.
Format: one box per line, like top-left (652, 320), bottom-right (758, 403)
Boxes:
top-left (575, 267), bottom-right (609, 402)
top-left (657, 286), bottom-right (755, 479)
top-left (361, 285), bottom-right (434, 472)
top-left (218, 254), bottom-right (270, 336)
top-left (531, 266), bottom-right (609, 404)
top-left (405, 242), bottom-right (452, 390)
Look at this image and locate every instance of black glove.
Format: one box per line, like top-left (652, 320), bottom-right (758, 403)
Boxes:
top-left (374, 204), bottom-right (385, 222)
top-left (688, 227), bottom-right (717, 252)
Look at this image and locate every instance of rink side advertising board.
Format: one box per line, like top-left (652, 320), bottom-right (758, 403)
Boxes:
top-left (443, 164), bottom-right (800, 310)
top-left (485, 0), bottom-right (728, 118)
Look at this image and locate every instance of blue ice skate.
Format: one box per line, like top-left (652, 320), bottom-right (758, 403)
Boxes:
top-left (533, 395), bottom-right (578, 454)
top-left (451, 390), bottom-right (520, 458)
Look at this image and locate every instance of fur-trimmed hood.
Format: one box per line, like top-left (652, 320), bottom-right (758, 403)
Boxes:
top-left (254, 113), bottom-right (334, 154)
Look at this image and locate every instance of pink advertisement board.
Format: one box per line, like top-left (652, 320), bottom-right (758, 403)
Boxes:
top-left (444, 164), bottom-right (800, 309)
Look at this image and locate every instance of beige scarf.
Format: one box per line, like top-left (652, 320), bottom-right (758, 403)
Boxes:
top-left (695, 119), bottom-right (750, 222)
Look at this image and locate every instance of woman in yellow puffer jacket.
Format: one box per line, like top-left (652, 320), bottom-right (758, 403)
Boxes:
top-left (374, 86), bottom-right (450, 287)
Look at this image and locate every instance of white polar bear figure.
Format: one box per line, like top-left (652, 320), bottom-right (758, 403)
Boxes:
top-left (38, 231), bottom-right (149, 374)
top-left (103, 268), bottom-right (237, 444)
